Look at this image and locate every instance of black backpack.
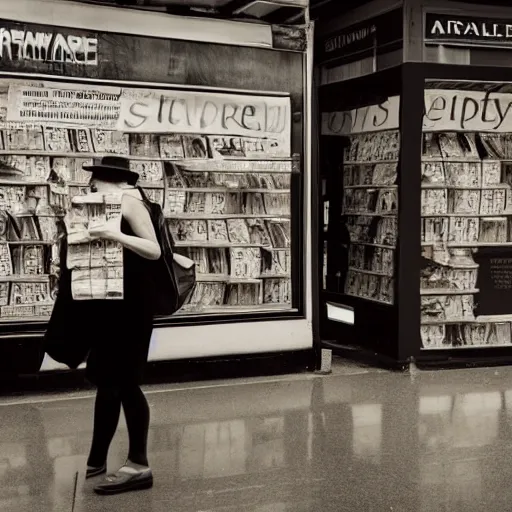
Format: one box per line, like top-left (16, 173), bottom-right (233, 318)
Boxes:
top-left (138, 187), bottom-right (196, 316)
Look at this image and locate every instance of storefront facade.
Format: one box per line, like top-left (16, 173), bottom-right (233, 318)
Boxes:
top-left (316, 0), bottom-right (512, 367)
top-left (0, 0), bottom-right (314, 379)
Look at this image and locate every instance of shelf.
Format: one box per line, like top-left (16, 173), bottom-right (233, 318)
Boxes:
top-left (422, 316), bottom-right (512, 325)
top-left (175, 241), bottom-right (264, 248)
top-left (343, 212), bottom-right (396, 217)
top-left (345, 292), bottom-right (393, 305)
top-left (344, 184), bottom-right (397, 189)
top-left (175, 241), bottom-right (289, 249)
top-left (422, 241), bottom-right (512, 248)
top-left (421, 318), bottom-right (475, 325)
top-left (421, 344), bottom-right (512, 350)
top-left (195, 275), bottom-right (261, 284)
top-left (195, 274), bottom-right (290, 282)
top-left (0, 150), bottom-right (292, 162)
top-left (0, 275), bottom-right (50, 283)
top-left (0, 179), bottom-right (49, 186)
top-left (348, 267), bottom-right (393, 277)
top-left (167, 214), bottom-right (290, 220)
top-left (0, 315), bottom-right (50, 323)
top-left (344, 160), bottom-right (398, 165)
top-left (4, 240), bottom-right (54, 245)
top-left (478, 314), bottom-right (512, 322)
top-left (421, 212), bottom-right (511, 218)
top-left (167, 187), bottom-right (290, 194)
top-left (351, 242), bottom-right (396, 249)
top-left (421, 157), bottom-right (481, 163)
top-left (421, 288), bottom-right (479, 296)
top-left (179, 303), bottom-right (294, 315)
top-left (422, 184), bottom-right (510, 190)
top-left (178, 160), bottom-right (293, 173)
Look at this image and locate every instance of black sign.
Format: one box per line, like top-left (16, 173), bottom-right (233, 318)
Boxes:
top-left (0, 19), bottom-right (303, 97)
top-left (318, 8), bottom-right (403, 63)
top-left (425, 13), bottom-right (512, 45)
top-left (475, 249), bottom-right (512, 316)
top-left (0, 23), bottom-right (98, 66)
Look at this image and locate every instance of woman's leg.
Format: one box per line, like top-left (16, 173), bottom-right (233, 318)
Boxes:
top-left (120, 385), bottom-right (150, 467)
top-left (87, 386), bottom-right (122, 468)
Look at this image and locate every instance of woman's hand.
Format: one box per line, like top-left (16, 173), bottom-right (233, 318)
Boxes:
top-left (88, 218), bottom-right (121, 242)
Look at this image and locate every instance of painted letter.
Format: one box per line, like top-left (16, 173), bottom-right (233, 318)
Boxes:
top-left (460, 97), bottom-right (479, 129)
top-left (124, 102), bottom-right (149, 129)
top-left (241, 105), bottom-right (261, 131)
top-left (0, 28), bottom-right (12, 60)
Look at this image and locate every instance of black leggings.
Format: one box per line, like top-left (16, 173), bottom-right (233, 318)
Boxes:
top-left (87, 384), bottom-right (150, 468)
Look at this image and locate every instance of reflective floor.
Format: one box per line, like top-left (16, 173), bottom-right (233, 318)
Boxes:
top-left (2, 359), bottom-right (512, 511)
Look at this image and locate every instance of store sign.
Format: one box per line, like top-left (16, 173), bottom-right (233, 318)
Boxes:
top-left (0, 27), bottom-right (98, 65)
top-left (321, 96), bottom-right (400, 136)
top-left (117, 90), bottom-right (291, 142)
top-left (324, 24), bottom-right (376, 57)
top-left (424, 89), bottom-right (512, 132)
top-left (318, 8), bottom-right (403, 63)
top-left (425, 13), bottom-right (512, 45)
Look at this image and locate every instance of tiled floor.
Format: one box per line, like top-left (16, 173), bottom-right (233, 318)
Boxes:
top-left (2, 359), bottom-right (512, 511)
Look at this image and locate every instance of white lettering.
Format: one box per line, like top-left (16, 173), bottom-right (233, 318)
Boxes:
top-left (465, 22), bottom-right (480, 37)
top-left (0, 27), bottom-right (98, 66)
top-left (431, 20), bottom-right (446, 35)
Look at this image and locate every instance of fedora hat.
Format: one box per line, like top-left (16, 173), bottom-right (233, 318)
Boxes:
top-left (82, 156), bottom-right (139, 184)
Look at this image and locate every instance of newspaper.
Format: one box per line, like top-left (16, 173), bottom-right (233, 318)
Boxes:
top-left (65, 192), bottom-right (124, 300)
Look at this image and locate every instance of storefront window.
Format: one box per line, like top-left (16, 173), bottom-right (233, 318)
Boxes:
top-left (0, 78), bottom-right (294, 321)
top-left (421, 80), bottom-right (512, 348)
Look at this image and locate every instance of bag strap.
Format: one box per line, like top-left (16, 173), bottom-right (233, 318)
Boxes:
top-left (136, 186), bottom-right (177, 252)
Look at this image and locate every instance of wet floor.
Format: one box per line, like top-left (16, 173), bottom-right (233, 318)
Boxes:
top-left (1, 359), bottom-right (512, 511)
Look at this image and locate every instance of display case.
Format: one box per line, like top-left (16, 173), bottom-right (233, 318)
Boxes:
top-left (0, 1), bottom-right (312, 377)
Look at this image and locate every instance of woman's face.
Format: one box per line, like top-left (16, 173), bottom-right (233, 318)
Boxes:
top-left (89, 176), bottom-right (123, 193)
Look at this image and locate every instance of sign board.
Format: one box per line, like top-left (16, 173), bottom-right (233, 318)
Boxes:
top-left (321, 96), bottom-right (400, 136)
top-left (318, 8), bottom-right (403, 63)
top-left (425, 13), bottom-right (512, 45)
top-left (475, 249), bottom-right (512, 316)
top-left (117, 89), bottom-right (291, 144)
top-left (424, 89), bottom-right (512, 132)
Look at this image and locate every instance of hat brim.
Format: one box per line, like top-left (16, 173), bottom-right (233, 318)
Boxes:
top-left (82, 164), bottom-right (139, 181)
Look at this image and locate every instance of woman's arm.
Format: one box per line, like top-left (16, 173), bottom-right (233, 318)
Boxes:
top-left (88, 194), bottom-right (161, 261)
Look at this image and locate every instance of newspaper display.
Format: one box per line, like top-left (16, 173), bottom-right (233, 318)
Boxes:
top-left (336, 122), bottom-right (400, 305)
top-left (0, 77), bottom-right (294, 320)
top-left (65, 193), bottom-right (124, 300)
top-left (420, 84), bottom-right (512, 349)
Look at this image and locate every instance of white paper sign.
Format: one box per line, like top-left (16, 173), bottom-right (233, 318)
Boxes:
top-left (321, 96), bottom-right (400, 135)
top-left (117, 89), bottom-right (291, 148)
top-left (7, 84), bottom-right (121, 128)
top-left (424, 89), bottom-right (512, 132)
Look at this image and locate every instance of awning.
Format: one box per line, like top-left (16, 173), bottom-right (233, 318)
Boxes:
top-left (76, 0), bottom-right (309, 24)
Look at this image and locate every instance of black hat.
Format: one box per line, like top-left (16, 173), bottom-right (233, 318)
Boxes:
top-left (83, 156), bottom-right (139, 184)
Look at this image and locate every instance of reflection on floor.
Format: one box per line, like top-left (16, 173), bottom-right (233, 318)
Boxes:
top-left (2, 359), bottom-right (512, 511)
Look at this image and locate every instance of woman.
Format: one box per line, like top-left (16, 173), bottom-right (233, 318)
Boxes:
top-left (49, 156), bottom-right (161, 495)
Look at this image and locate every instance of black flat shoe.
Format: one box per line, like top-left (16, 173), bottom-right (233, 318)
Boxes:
top-left (86, 464), bottom-right (107, 479)
top-left (94, 469), bottom-right (153, 495)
